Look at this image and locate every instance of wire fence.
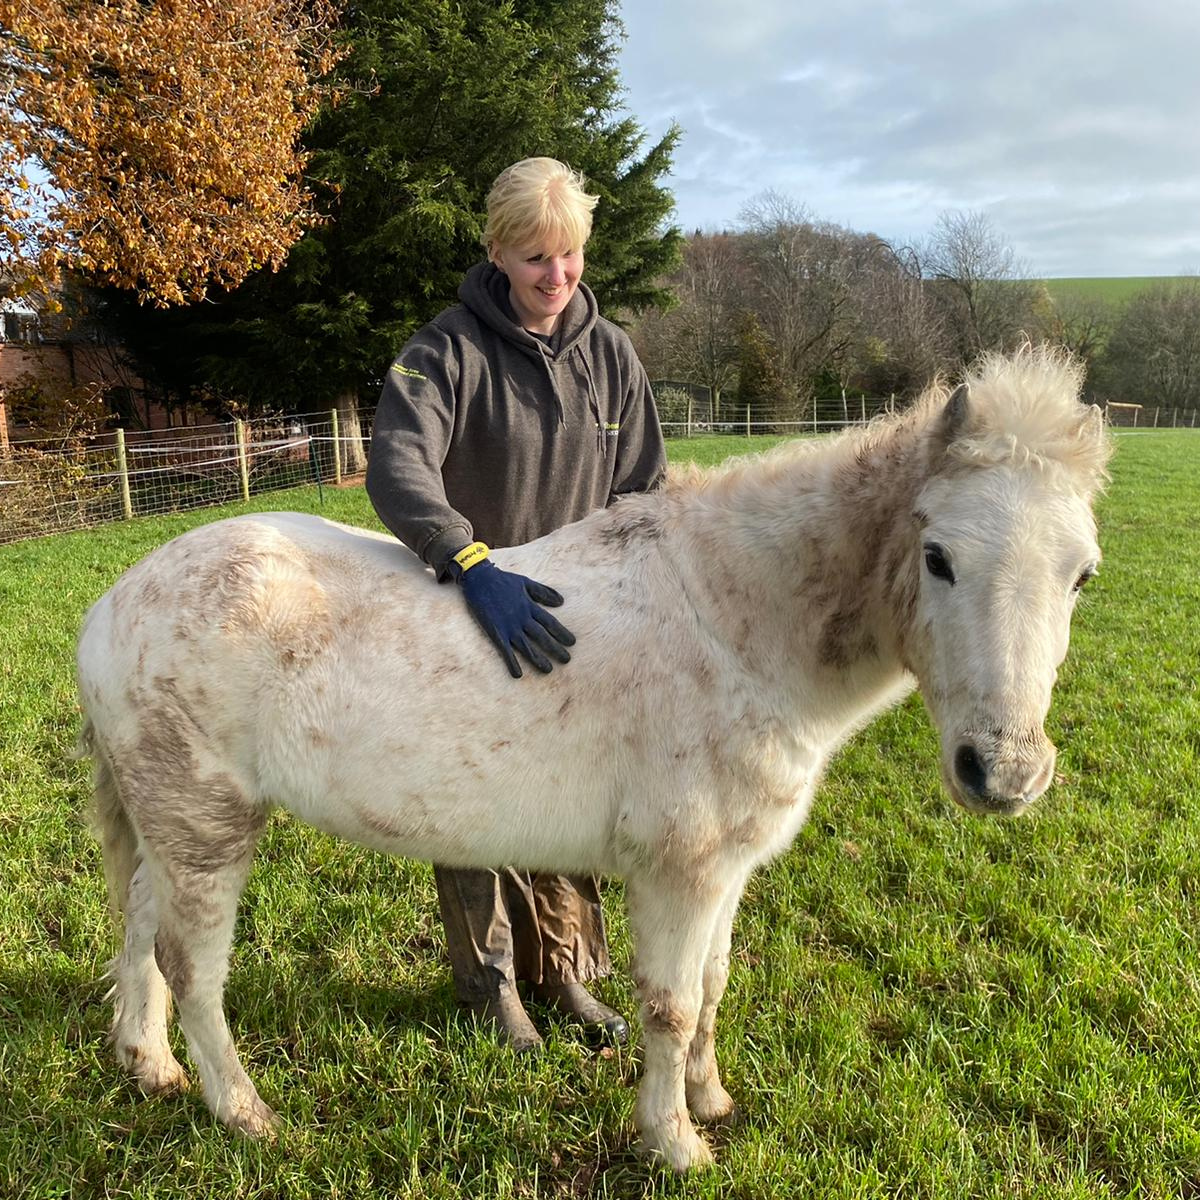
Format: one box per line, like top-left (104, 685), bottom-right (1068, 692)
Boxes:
top-left (660, 394), bottom-right (1200, 437)
top-left (660, 391), bottom-right (899, 437)
top-left (1, 398), bottom-right (1195, 546)
top-left (0, 408), bottom-right (373, 546)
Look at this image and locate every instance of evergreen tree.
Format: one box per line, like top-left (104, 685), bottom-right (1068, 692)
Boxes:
top-left (735, 313), bottom-right (786, 427)
top-left (118, 0), bottom-right (680, 434)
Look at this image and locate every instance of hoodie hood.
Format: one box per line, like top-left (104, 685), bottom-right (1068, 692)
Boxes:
top-left (458, 261), bottom-right (599, 360)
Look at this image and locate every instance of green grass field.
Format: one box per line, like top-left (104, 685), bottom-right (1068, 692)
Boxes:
top-left (1039, 277), bottom-right (1185, 306)
top-left (2, 431), bottom-right (1198, 1198)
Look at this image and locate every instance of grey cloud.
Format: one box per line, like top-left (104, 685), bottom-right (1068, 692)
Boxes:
top-left (617, 0), bottom-right (1200, 275)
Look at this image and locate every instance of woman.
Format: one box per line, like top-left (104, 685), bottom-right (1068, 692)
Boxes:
top-left (365, 157), bottom-right (666, 1051)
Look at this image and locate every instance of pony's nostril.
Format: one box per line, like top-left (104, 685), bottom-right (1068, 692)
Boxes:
top-left (954, 744), bottom-right (988, 796)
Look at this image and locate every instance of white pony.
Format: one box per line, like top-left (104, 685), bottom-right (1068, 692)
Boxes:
top-left (76, 345), bottom-right (1110, 1170)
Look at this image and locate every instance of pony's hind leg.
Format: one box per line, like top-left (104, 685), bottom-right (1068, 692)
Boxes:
top-left (116, 749), bottom-right (273, 1136)
top-left (148, 842), bottom-right (276, 1137)
top-left (86, 731), bottom-right (189, 1095)
top-left (109, 857), bottom-right (189, 1095)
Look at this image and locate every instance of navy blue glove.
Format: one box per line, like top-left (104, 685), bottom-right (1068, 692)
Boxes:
top-left (448, 543), bottom-right (576, 678)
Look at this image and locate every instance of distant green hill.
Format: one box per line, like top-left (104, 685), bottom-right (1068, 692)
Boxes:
top-left (1040, 276), bottom-right (1188, 305)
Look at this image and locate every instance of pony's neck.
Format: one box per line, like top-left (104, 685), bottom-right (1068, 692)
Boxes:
top-left (671, 415), bottom-right (928, 691)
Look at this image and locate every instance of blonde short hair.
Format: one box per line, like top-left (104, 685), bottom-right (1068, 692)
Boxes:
top-left (483, 157), bottom-right (599, 256)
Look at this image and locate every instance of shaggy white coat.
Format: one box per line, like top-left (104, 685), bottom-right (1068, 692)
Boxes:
top-left (77, 345), bottom-right (1110, 1169)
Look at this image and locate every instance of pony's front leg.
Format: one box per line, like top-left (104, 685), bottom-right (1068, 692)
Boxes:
top-left (685, 874), bottom-right (748, 1126)
top-left (626, 876), bottom-right (726, 1171)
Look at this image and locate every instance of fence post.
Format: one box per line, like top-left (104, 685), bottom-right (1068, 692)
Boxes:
top-left (860, 394), bottom-right (866, 423)
top-left (235, 419), bottom-right (251, 503)
top-left (330, 408), bottom-right (342, 486)
top-left (746, 405), bottom-right (751, 438)
top-left (686, 396), bottom-right (693, 439)
top-left (841, 388), bottom-right (848, 426)
top-left (813, 399), bottom-right (818, 435)
top-left (1153, 407), bottom-right (1159, 428)
top-left (115, 427), bottom-right (133, 520)
top-left (0, 397), bottom-right (9, 456)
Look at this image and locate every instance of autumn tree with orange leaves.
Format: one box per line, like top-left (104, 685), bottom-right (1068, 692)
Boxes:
top-left (0, 0), bottom-right (340, 305)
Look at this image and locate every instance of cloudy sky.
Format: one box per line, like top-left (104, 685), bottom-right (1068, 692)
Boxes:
top-left (616, 0), bottom-right (1200, 278)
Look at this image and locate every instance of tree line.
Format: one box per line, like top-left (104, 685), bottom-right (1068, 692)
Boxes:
top-left (3, 1), bottom-right (1196, 441)
top-left (631, 200), bottom-right (1200, 424)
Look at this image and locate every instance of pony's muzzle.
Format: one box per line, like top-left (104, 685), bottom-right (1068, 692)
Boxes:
top-left (949, 732), bottom-right (1056, 816)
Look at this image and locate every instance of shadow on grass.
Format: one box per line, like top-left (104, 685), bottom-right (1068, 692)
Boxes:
top-left (0, 953), bottom-right (671, 1198)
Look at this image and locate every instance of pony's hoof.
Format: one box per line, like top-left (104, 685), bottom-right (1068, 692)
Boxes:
top-left (638, 1127), bottom-right (715, 1172)
top-left (686, 1080), bottom-right (739, 1126)
top-left (116, 1044), bottom-right (190, 1096)
top-left (700, 1101), bottom-right (743, 1129)
top-left (139, 1061), bottom-right (190, 1097)
top-left (225, 1095), bottom-right (282, 1139)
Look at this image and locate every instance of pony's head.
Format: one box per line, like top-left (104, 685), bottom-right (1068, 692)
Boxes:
top-left (908, 346), bottom-right (1111, 817)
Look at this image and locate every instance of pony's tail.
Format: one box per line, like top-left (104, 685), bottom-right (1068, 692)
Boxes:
top-left (75, 717), bottom-right (137, 923)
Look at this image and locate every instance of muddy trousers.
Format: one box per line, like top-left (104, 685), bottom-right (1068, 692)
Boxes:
top-left (432, 865), bottom-right (611, 1004)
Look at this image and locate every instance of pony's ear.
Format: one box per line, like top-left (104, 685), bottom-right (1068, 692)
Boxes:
top-left (1072, 402), bottom-right (1114, 498)
top-left (1078, 402), bottom-right (1105, 444)
top-left (930, 382), bottom-right (970, 455)
top-left (941, 383), bottom-right (970, 438)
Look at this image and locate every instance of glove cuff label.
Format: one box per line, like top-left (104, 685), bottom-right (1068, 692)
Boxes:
top-left (452, 541), bottom-right (490, 573)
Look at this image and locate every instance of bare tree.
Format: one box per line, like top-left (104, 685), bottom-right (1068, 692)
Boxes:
top-left (845, 237), bottom-right (950, 399)
top-left (1037, 288), bottom-right (1116, 380)
top-left (633, 233), bottom-right (744, 421)
top-left (737, 191), bottom-right (860, 416)
top-left (1099, 277), bottom-right (1200, 410)
top-left (922, 210), bottom-right (1042, 361)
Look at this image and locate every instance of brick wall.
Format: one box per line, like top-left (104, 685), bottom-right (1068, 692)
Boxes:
top-left (0, 334), bottom-right (170, 441)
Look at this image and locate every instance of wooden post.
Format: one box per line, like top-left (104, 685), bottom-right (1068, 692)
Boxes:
top-left (235, 419), bottom-right (251, 503)
top-left (330, 408), bottom-right (342, 486)
top-left (115, 427), bottom-right (133, 519)
top-left (746, 405), bottom-right (751, 438)
top-left (686, 396), bottom-right (693, 439)
top-left (813, 399), bottom-right (818, 435)
top-left (0, 397), bottom-right (9, 456)
top-left (1153, 407), bottom-right (1159, 428)
top-left (860, 394), bottom-right (866, 423)
top-left (841, 388), bottom-right (848, 426)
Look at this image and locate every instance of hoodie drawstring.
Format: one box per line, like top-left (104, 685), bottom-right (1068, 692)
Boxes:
top-left (536, 345), bottom-right (567, 428)
top-left (576, 349), bottom-right (606, 454)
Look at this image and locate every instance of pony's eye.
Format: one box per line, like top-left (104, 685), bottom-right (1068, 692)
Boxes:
top-left (1073, 567), bottom-right (1096, 592)
top-left (924, 544), bottom-right (955, 585)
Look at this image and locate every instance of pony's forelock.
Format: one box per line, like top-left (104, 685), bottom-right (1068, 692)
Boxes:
top-left (942, 343), bottom-right (1112, 492)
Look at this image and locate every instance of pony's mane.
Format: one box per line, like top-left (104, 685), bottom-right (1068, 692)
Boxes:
top-left (662, 431), bottom-right (824, 498)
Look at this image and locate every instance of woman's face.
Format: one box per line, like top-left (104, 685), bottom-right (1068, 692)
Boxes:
top-left (491, 241), bottom-right (585, 336)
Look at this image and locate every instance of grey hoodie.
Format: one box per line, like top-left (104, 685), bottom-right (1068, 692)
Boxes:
top-left (366, 261), bottom-right (666, 576)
